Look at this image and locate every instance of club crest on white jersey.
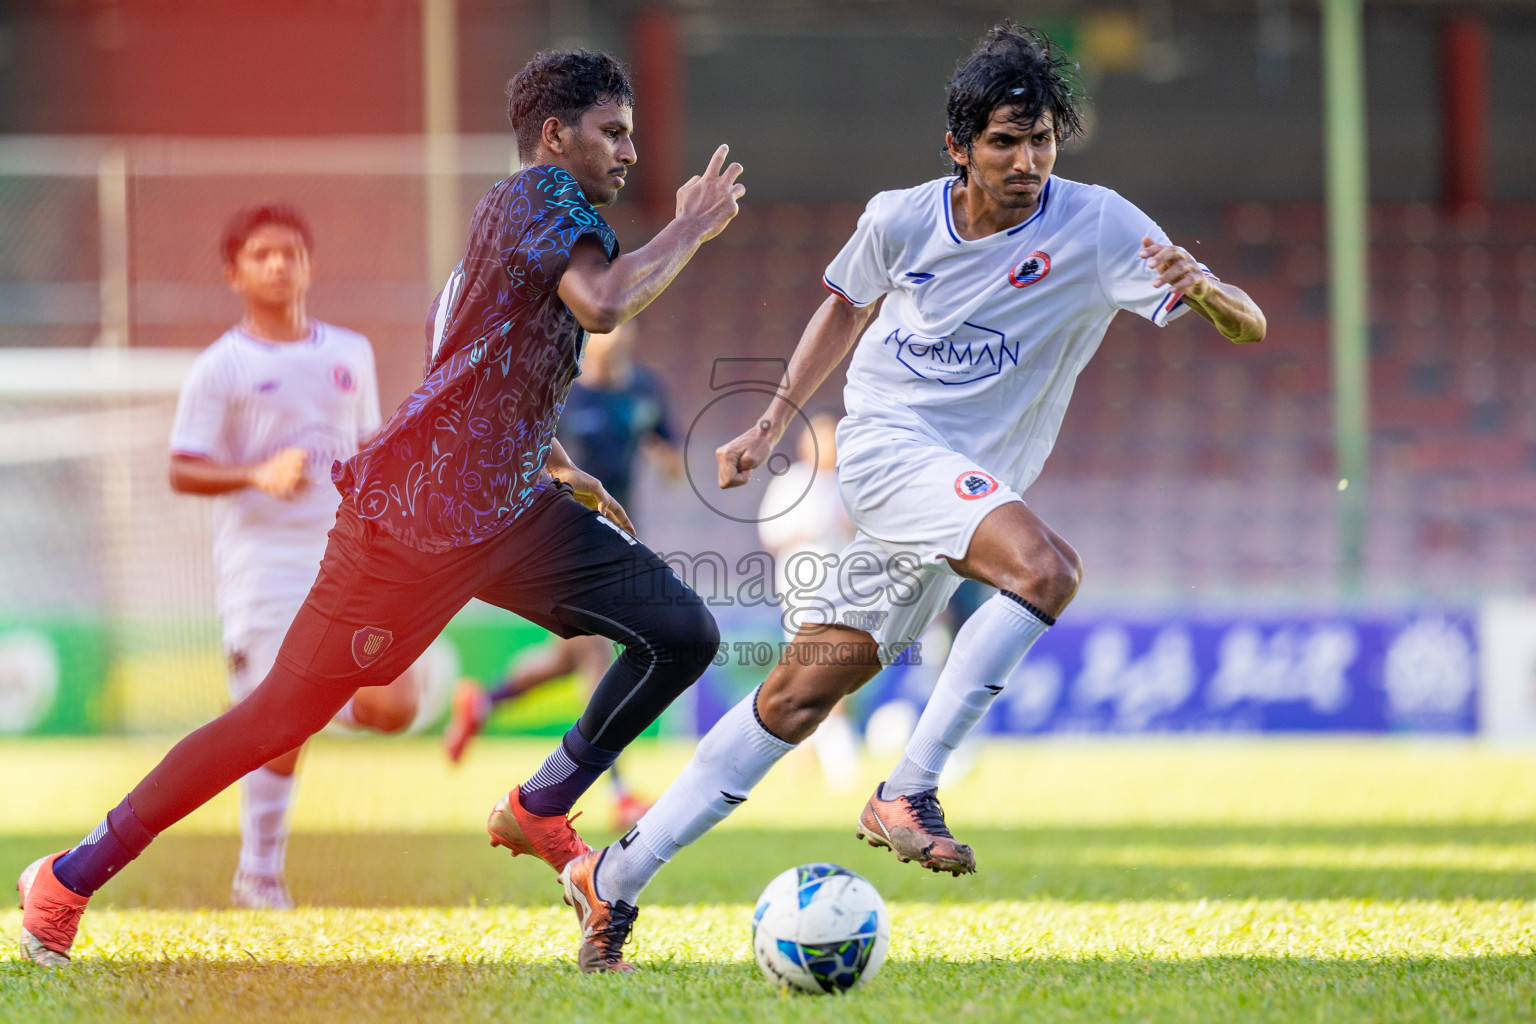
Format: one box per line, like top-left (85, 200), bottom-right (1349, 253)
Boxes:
top-left (1008, 251), bottom-right (1051, 288)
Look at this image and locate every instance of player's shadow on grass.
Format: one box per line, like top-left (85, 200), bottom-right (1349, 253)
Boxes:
top-left (2, 955), bottom-right (1534, 1021)
top-left (7, 822), bottom-right (1536, 910)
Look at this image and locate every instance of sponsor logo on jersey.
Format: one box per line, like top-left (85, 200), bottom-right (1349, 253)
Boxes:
top-left (903, 271), bottom-right (936, 284)
top-left (351, 626), bottom-right (393, 669)
top-left (955, 470), bottom-right (1000, 500)
top-left (1008, 250), bottom-right (1051, 288)
top-left (883, 322), bottom-right (1019, 386)
top-left (332, 365), bottom-right (356, 392)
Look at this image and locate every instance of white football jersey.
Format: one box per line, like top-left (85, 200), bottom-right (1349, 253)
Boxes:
top-left (823, 175), bottom-right (1207, 493)
top-left (169, 322), bottom-right (381, 636)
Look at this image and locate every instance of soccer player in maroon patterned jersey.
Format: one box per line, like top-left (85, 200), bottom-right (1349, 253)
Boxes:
top-left (17, 49), bottom-right (742, 971)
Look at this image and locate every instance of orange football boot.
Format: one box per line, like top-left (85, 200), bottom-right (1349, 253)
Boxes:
top-left (16, 851), bottom-right (89, 967)
top-left (856, 783), bottom-right (976, 875)
top-left (443, 679), bottom-right (491, 764)
top-left (486, 784), bottom-right (591, 873)
top-left (559, 849), bottom-right (638, 974)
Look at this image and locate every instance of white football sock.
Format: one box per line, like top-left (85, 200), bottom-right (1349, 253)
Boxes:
top-left (595, 687), bottom-right (794, 905)
top-left (809, 709), bottom-right (860, 793)
top-left (883, 593), bottom-right (1051, 798)
top-left (238, 766), bottom-right (296, 878)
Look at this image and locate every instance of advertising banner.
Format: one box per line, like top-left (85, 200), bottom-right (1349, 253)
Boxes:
top-left (0, 607), bottom-right (1488, 739)
top-left (696, 608), bottom-right (1481, 737)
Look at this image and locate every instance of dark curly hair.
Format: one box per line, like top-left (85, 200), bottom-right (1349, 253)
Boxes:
top-left (220, 204), bottom-right (312, 265)
top-left (945, 23), bottom-right (1085, 183)
top-left (506, 49), bottom-right (635, 163)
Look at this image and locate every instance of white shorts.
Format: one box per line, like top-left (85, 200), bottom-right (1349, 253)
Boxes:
top-left (798, 429), bottom-right (1021, 664)
top-left (223, 621), bottom-right (290, 703)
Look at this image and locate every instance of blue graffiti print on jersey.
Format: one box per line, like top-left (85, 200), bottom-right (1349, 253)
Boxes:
top-left (333, 165), bottom-right (620, 551)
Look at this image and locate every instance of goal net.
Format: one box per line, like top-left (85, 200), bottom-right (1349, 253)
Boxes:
top-left (0, 347), bottom-right (223, 735)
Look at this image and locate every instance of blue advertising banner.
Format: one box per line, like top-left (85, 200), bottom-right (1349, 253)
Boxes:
top-left (695, 610), bottom-right (1480, 737)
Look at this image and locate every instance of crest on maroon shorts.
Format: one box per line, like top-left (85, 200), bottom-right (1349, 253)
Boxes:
top-left (351, 626), bottom-right (393, 668)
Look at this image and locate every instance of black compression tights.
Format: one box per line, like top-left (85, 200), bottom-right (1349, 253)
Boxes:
top-left (127, 575), bottom-right (721, 833)
top-left (128, 666), bottom-right (354, 834)
top-left (555, 592), bottom-right (721, 751)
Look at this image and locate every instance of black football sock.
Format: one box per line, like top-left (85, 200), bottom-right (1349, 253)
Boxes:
top-left (52, 796), bottom-right (156, 897)
top-left (519, 725), bottom-right (621, 817)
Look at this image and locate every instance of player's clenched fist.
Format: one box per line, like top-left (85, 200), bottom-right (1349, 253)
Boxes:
top-left (1139, 236), bottom-right (1211, 301)
top-left (250, 447), bottom-right (308, 499)
top-left (676, 144), bottom-right (745, 242)
top-left (716, 423), bottom-right (773, 489)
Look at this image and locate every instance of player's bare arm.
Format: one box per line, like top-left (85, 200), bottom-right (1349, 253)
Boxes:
top-left (1139, 236), bottom-right (1266, 344)
top-left (559, 144), bottom-right (746, 333)
top-left (716, 295), bottom-right (878, 488)
top-left (169, 448), bottom-right (308, 499)
top-left (545, 437), bottom-right (634, 534)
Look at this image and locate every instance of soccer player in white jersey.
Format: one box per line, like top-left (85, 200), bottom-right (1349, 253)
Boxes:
top-left (556, 22), bottom-right (1266, 969)
top-left (168, 204), bottom-right (426, 909)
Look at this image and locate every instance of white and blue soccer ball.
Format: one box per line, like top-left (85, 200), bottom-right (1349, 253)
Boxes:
top-left (751, 863), bottom-right (891, 994)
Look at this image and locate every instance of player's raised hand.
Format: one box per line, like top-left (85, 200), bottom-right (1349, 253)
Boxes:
top-left (676, 144), bottom-right (745, 243)
top-left (716, 424), bottom-right (773, 489)
top-left (1139, 236), bottom-right (1212, 301)
top-left (250, 447), bottom-right (308, 499)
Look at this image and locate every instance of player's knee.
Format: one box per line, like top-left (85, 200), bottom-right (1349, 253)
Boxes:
top-left (1052, 542), bottom-right (1084, 600)
top-left (1034, 550), bottom-right (1081, 612)
top-left (373, 713), bottom-right (414, 734)
top-left (758, 672), bottom-right (844, 744)
top-left (997, 543), bottom-right (1082, 616)
top-left (653, 600), bottom-right (720, 680)
top-left (353, 695), bottom-right (415, 734)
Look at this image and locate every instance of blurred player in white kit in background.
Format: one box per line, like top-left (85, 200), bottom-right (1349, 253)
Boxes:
top-left (168, 204), bottom-right (435, 909)
top-left (757, 412), bottom-right (860, 790)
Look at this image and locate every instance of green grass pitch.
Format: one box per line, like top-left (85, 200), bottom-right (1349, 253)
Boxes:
top-left (3, 737), bottom-right (1536, 1022)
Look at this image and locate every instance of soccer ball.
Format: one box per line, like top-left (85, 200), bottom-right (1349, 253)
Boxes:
top-left (751, 863), bottom-right (891, 994)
